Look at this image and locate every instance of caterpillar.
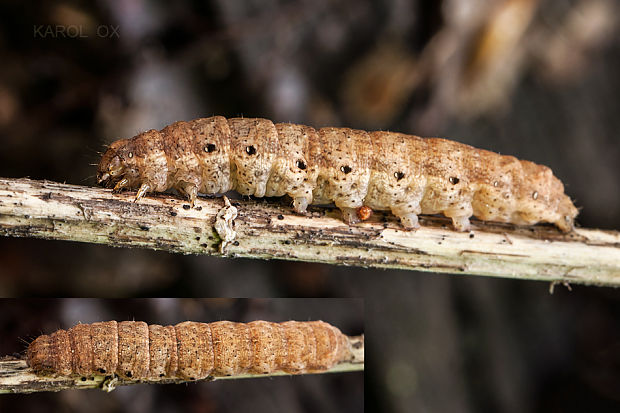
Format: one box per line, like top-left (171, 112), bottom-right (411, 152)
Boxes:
top-left (97, 116), bottom-right (578, 232)
top-left (26, 320), bottom-right (353, 380)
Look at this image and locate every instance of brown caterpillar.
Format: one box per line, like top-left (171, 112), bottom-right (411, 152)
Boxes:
top-left (97, 116), bottom-right (578, 232)
top-left (27, 320), bottom-right (352, 380)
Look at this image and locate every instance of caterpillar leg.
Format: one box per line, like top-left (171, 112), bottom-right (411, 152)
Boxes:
top-left (293, 197), bottom-right (309, 214)
top-left (135, 183), bottom-right (151, 202)
top-left (254, 182), bottom-right (267, 198)
top-left (177, 182), bottom-right (199, 207)
top-left (449, 216), bottom-right (471, 232)
top-left (398, 213), bottom-right (421, 230)
top-left (391, 203), bottom-right (422, 230)
top-left (113, 178), bottom-right (129, 193)
top-left (444, 204), bottom-right (473, 232)
top-left (340, 207), bottom-right (361, 225)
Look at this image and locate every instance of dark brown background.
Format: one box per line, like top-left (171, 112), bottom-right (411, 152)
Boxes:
top-left (0, 1), bottom-right (619, 412)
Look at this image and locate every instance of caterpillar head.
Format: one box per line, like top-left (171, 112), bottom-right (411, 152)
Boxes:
top-left (518, 162), bottom-right (578, 232)
top-left (97, 139), bottom-right (141, 189)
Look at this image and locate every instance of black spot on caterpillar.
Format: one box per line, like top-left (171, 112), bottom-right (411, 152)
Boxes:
top-left (97, 116), bottom-right (578, 232)
top-left (27, 320), bottom-right (353, 379)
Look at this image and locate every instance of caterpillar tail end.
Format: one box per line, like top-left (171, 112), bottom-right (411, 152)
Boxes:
top-left (554, 195), bottom-right (579, 233)
top-left (26, 335), bottom-right (53, 374)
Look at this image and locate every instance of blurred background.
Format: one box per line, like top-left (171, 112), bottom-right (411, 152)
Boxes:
top-left (0, 0), bottom-right (619, 411)
top-left (0, 298), bottom-right (363, 412)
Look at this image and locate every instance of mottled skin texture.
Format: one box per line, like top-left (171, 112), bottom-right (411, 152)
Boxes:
top-left (27, 320), bottom-right (352, 379)
top-left (97, 116), bottom-right (578, 232)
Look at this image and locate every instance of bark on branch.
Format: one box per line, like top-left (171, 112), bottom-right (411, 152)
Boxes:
top-left (0, 335), bottom-right (364, 393)
top-left (0, 177), bottom-right (619, 286)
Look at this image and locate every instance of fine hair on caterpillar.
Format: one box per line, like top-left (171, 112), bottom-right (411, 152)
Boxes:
top-left (27, 320), bottom-right (353, 379)
top-left (97, 116), bottom-right (578, 232)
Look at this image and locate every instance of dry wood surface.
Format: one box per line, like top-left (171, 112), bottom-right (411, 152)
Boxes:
top-left (0, 177), bottom-right (618, 287)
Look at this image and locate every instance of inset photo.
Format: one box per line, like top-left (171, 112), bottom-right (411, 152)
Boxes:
top-left (0, 298), bottom-right (363, 412)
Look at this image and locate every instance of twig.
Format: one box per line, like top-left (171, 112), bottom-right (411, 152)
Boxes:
top-left (0, 177), bottom-right (619, 286)
top-left (0, 335), bottom-right (364, 393)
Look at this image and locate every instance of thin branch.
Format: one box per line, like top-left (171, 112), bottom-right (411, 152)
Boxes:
top-left (0, 335), bottom-right (364, 393)
top-left (1, 177), bottom-right (619, 286)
